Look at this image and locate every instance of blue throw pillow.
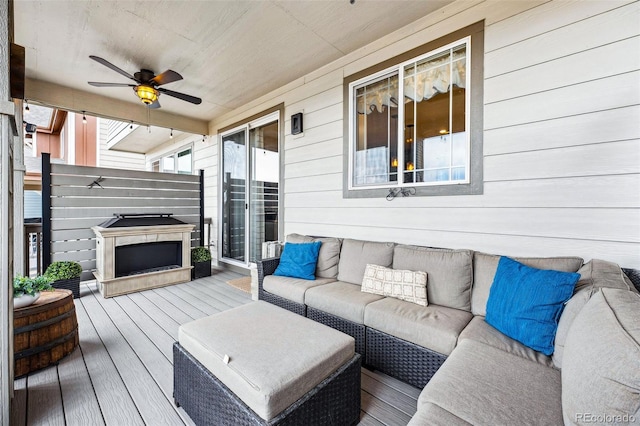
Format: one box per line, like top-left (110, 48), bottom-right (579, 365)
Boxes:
top-left (486, 256), bottom-right (580, 356)
top-left (273, 241), bottom-right (322, 280)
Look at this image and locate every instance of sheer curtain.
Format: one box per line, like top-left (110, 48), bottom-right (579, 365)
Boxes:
top-left (356, 47), bottom-right (466, 114)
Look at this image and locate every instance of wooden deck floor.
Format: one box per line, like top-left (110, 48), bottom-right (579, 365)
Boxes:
top-left (10, 270), bottom-right (419, 425)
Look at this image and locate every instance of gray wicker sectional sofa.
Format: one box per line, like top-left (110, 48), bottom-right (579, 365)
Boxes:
top-left (258, 234), bottom-right (640, 425)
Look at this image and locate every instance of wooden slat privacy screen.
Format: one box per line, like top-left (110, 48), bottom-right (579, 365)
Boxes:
top-left (42, 154), bottom-right (203, 281)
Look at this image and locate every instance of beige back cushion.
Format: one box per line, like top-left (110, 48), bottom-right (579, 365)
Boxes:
top-left (561, 288), bottom-right (640, 425)
top-left (471, 252), bottom-right (583, 316)
top-left (393, 245), bottom-right (473, 311)
top-left (553, 259), bottom-right (636, 368)
top-left (337, 239), bottom-right (395, 285)
top-left (286, 234), bottom-right (342, 279)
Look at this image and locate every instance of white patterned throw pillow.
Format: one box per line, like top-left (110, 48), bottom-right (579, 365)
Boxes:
top-left (362, 264), bottom-right (428, 306)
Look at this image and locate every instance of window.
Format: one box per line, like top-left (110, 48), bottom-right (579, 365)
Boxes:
top-left (345, 22), bottom-right (483, 198)
top-left (151, 147), bottom-right (193, 174)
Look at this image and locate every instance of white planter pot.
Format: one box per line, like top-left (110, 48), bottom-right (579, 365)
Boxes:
top-left (14, 292), bottom-right (40, 309)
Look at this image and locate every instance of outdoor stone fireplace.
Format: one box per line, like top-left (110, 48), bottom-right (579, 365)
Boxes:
top-left (92, 213), bottom-right (195, 298)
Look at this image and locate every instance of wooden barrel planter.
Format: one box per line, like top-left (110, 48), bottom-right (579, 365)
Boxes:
top-left (14, 289), bottom-right (79, 377)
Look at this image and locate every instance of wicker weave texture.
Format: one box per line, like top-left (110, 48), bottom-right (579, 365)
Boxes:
top-left (261, 291), bottom-right (306, 316)
top-left (52, 278), bottom-right (80, 298)
top-left (365, 328), bottom-right (446, 389)
top-left (173, 343), bottom-right (361, 426)
top-left (307, 307), bottom-right (366, 356)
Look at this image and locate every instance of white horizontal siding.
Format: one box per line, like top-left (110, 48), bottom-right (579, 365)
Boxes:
top-left (203, 0), bottom-right (640, 269)
top-left (98, 119), bottom-right (146, 171)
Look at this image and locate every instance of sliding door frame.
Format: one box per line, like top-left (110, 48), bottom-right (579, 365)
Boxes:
top-left (218, 106), bottom-right (284, 269)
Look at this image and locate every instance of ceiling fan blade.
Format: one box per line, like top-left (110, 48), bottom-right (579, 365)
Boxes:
top-left (89, 55), bottom-right (139, 82)
top-left (88, 82), bottom-right (136, 87)
top-left (158, 88), bottom-right (202, 105)
top-left (151, 70), bottom-right (183, 86)
top-left (149, 99), bottom-right (161, 109)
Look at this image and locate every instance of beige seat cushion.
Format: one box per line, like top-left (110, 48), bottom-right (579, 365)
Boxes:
top-left (337, 239), bottom-right (395, 285)
top-left (419, 339), bottom-right (563, 425)
top-left (286, 234), bottom-right (342, 279)
top-left (305, 281), bottom-right (385, 324)
top-left (562, 288), bottom-right (640, 425)
top-left (393, 245), bottom-right (473, 311)
top-left (262, 275), bottom-right (335, 304)
top-left (471, 252), bottom-right (583, 316)
top-left (178, 301), bottom-right (354, 421)
top-left (458, 316), bottom-right (553, 367)
top-left (553, 259), bottom-right (638, 368)
top-left (364, 298), bottom-right (472, 356)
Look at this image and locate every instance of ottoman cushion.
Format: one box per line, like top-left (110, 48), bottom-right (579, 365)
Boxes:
top-left (178, 301), bottom-right (355, 421)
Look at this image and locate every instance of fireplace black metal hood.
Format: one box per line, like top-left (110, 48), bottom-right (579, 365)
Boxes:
top-left (98, 213), bottom-right (187, 228)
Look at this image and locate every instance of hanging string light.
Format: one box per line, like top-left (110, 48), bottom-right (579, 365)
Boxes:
top-left (82, 111), bottom-right (87, 124)
top-left (170, 128), bottom-right (174, 139)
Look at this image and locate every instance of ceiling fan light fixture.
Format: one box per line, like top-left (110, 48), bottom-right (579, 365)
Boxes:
top-left (134, 85), bottom-right (159, 105)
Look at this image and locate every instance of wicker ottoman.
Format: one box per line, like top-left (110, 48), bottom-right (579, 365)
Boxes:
top-left (174, 301), bottom-right (361, 425)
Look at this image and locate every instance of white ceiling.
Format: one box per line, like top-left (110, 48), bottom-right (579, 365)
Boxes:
top-left (14, 0), bottom-right (452, 151)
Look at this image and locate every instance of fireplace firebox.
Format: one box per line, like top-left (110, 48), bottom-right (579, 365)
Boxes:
top-left (92, 213), bottom-right (195, 298)
top-left (115, 241), bottom-right (182, 278)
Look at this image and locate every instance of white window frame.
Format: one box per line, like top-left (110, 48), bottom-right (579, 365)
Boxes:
top-left (150, 144), bottom-right (194, 175)
top-left (348, 37), bottom-right (471, 192)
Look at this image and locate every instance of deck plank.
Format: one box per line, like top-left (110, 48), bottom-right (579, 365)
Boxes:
top-left (74, 297), bottom-right (144, 426)
top-left (141, 287), bottom-right (200, 323)
top-left (14, 275), bottom-right (419, 426)
top-left (112, 296), bottom-right (176, 361)
top-left (361, 389), bottom-right (413, 425)
top-left (125, 292), bottom-right (183, 340)
top-left (10, 378), bottom-right (27, 426)
top-left (161, 284), bottom-right (227, 315)
top-left (363, 367), bottom-right (421, 400)
top-left (359, 411), bottom-right (386, 426)
top-left (81, 284), bottom-right (184, 425)
top-left (57, 347), bottom-right (105, 426)
top-left (26, 365), bottom-right (65, 425)
top-left (183, 279), bottom-right (250, 307)
top-left (361, 372), bottom-right (417, 417)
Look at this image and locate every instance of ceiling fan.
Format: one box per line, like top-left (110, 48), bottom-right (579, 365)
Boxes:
top-left (87, 55), bottom-right (202, 109)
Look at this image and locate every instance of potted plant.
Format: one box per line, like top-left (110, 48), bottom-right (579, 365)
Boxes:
top-left (191, 246), bottom-right (212, 280)
top-left (14, 275), bottom-right (53, 309)
top-left (44, 261), bottom-right (82, 298)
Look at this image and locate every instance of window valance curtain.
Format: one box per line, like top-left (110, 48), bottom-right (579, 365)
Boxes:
top-left (356, 48), bottom-right (466, 115)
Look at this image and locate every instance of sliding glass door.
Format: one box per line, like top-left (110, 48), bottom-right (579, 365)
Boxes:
top-left (220, 112), bottom-right (280, 266)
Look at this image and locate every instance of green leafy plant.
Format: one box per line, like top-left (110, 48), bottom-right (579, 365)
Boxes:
top-left (44, 261), bottom-right (82, 281)
top-left (191, 246), bottom-right (212, 263)
top-left (14, 275), bottom-right (53, 297)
